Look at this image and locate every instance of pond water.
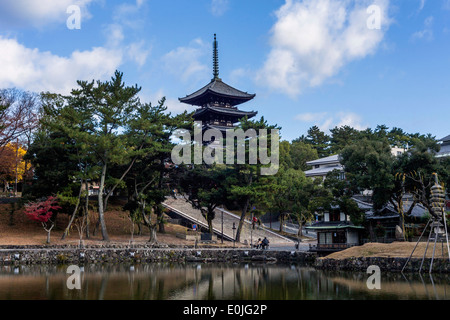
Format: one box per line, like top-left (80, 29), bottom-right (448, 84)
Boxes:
top-left (0, 263), bottom-right (448, 300)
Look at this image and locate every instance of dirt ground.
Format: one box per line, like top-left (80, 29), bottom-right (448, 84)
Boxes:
top-left (325, 241), bottom-right (450, 260)
top-left (0, 202), bottom-right (238, 248)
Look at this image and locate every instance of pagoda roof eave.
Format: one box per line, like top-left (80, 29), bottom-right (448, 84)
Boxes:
top-left (193, 106), bottom-right (257, 119)
top-left (203, 123), bottom-right (235, 133)
top-left (179, 78), bottom-right (255, 107)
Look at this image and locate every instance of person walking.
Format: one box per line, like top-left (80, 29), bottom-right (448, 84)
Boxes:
top-left (252, 216), bottom-right (258, 230)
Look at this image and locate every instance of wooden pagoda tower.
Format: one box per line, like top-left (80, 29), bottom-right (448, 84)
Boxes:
top-left (179, 34), bottom-right (257, 133)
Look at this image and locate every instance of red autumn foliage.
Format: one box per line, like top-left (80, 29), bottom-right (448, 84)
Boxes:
top-left (24, 196), bottom-right (61, 223)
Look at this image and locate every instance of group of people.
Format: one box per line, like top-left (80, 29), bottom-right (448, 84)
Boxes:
top-left (255, 237), bottom-right (269, 250)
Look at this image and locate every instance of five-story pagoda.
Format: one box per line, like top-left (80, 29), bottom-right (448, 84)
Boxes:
top-left (179, 34), bottom-right (257, 133)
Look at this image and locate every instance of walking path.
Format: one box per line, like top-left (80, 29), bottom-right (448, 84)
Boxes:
top-left (163, 198), bottom-right (294, 247)
top-left (263, 221), bottom-right (317, 239)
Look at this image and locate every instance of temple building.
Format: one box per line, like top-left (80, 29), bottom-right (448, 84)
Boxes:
top-left (436, 134), bottom-right (450, 158)
top-left (179, 34), bottom-right (257, 133)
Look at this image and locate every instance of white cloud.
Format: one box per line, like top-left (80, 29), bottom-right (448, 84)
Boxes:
top-left (104, 23), bottom-right (125, 47)
top-left (165, 97), bottom-right (196, 114)
top-left (0, 36), bottom-right (122, 94)
top-left (444, 0), bottom-right (450, 10)
top-left (0, 1), bottom-right (153, 95)
top-left (211, 0), bottom-right (229, 17)
top-left (0, 0), bottom-right (94, 28)
top-left (127, 41), bottom-right (151, 67)
top-left (334, 112), bottom-right (367, 130)
top-left (229, 67), bottom-right (254, 85)
top-left (112, 0), bottom-right (149, 30)
top-left (418, 0), bottom-right (426, 11)
top-left (103, 23), bottom-right (151, 67)
top-left (100, 0), bottom-right (152, 68)
top-left (296, 111), bottom-right (368, 132)
top-left (295, 112), bottom-right (328, 122)
top-left (257, 0), bottom-right (391, 97)
top-left (142, 89), bottom-right (196, 115)
top-left (136, 0), bottom-right (147, 8)
top-left (162, 39), bottom-right (210, 84)
top-left (411, 16), bottom-right (434, 41)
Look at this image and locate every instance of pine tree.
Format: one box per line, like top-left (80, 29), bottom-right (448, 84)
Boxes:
top-left (303, 126), bottom-right (331, 158)
top-left (123, 99), bottom-right (193, 242)
top-left (71, 71), bottom-right (141, 241)
top-left (227, 117), bottom-right (281, 242)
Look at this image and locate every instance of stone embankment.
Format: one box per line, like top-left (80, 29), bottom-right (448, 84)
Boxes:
top-left (315, 257), bottom-right (450, 273)
top-left (0, 245), bottom-right (316, 265)
top-left (3, 245), bottom-right (447, 272)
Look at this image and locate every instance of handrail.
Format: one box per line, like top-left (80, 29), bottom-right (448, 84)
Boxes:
top-left (215, 207), bottom-right (294, 243)
top-left (162, 203), bottom-right (234, 241)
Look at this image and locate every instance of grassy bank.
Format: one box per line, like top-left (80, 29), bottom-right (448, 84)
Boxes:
top-left (324, 242), bottom-right (450, 260)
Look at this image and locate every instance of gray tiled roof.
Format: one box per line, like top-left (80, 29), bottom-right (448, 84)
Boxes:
top-left (179, 78), bottom-right (255, 106)
top-left (305, 221), bottom-right (364, 230)
top-left (358, 197), bottom-right (428, 219)
top-left (304, 164), bottom-right (343, 177)
top-left (440, 134), bottom-right (450, 143)
top-left (202, 123), bottom-right (236, 133)
top-left (306, 154), bottom-right (340, 166)
top-left (194, 106), bottom-right (257, 119)
top-left (352, 197), bottom-right (373, 210)
top-left (436, 143), bottom-right (450, 158)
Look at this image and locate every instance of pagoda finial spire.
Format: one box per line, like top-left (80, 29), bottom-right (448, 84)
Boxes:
top-left (213, 34), bottom-right (220, 80)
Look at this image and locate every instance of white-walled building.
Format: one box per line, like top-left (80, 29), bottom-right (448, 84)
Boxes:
top-left (436, 135), bottom-right (450, 158)
top-left (306, 207), bottom-right (364, 255)
top-left (304, 147), bottom-right (407, 181)
top-left (304, 147), bottom-right (410, 254)
top-left (304, 155), bottom-right (343, 180)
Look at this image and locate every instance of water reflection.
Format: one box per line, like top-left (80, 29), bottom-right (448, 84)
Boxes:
top-left (0, 263), bottom-right (448, 300)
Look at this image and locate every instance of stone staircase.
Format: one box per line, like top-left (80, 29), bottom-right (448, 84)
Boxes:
top-left (163, 197), bottom-right (293, 246)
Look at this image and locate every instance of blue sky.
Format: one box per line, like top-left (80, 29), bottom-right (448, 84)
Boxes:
top-left (0, 0), bottom-right (449, 142)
